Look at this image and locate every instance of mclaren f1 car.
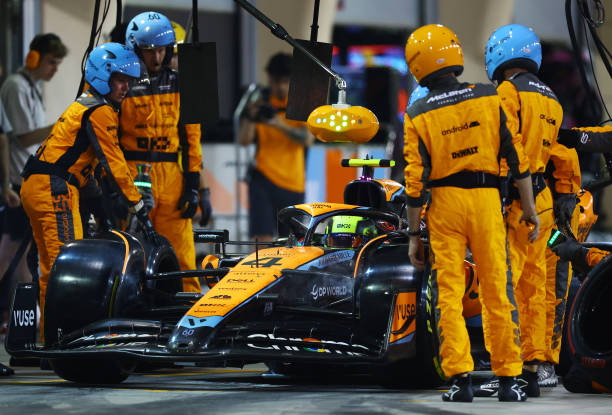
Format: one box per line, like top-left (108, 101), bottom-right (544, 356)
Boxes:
top-left (5, 158), bottom-right (486, 385)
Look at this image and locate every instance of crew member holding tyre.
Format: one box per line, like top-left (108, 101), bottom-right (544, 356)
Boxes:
top-left (20, 43), bottom-right (160, 342)
top-left (404, 24), bottom-right (539, 403)
top-left (120, 12), bottom-right (204, 292)
top-left (474, 24), bottom-right (581, 395)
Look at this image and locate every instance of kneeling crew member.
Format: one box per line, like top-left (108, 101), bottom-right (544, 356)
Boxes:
top-left (404, 24), bottom-right (539, 402)
top-left (20, 43), bottom-right (159, 342)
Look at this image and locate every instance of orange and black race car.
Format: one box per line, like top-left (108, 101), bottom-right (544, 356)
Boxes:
top-left (6, 158), bottom-right (488, 385)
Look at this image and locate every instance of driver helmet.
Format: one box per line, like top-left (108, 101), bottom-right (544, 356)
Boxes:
top-left (325, 215), bottom-right (377, 249)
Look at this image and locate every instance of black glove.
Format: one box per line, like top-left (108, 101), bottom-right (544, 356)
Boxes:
top-left (109, 191), bottom-right (130, 222)
top-left (551, 238), bottom-right (589, 273)
top-left (141, 190), bottom-right (155, 213)
top-left (554, 193), bottom-right (577, 226)
top-left (198, 188), bottom-right (213, 226)
top-left (557, 128), bottom-right (581, 149)
top-left (178, 172), bottom-right (199, 219)
top-left (134, 201), bottom-right (162, 246)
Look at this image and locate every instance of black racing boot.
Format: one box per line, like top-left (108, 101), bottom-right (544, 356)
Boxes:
top-left (0, 363), bottom-right (14, 376)
top-left (472, 375), bottom-right (499, 397)
top-left (519, 369), bottom-right (540, 397)
top-left (442, 374), bottom-right (474, 402)
top-left (498, 376), bottom-right (528, 401)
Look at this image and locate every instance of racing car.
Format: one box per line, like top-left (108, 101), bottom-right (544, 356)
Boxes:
top-left (5, 158), bottom-right (486, 386)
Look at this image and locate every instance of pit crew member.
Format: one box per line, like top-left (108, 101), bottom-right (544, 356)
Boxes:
top-left (404, 24), bottom-right (539, 402)
top-left (19, 43), bottom-right (159, 342)
top-left (474, 24), bottom-right (580, 396)
top-left (237, 52), bottom-right (314, 242)
top-left (121, 12), bottom-right (205, 292)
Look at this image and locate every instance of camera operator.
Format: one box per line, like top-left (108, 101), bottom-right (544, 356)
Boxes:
top-left (238, 52), bottom-right (314, 242)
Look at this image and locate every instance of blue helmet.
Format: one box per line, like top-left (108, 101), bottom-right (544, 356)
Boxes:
top-left (126, 12), bottom-right (175, 50)
top-left (408, 85), bottom-right (429, 107)
top-left (85, 43), bottom-right (140, 96)
top-left (485, 24), bottom-right (541, 82)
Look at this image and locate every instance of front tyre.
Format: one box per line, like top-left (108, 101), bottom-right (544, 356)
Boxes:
top-left (51, 358), bottom-right (133, 384)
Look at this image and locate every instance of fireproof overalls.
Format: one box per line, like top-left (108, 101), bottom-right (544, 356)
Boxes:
top-left (120, 67), bottom-right (202, 292)
top-left (20, 92), bottom-right (143, 342)
top-left (498, 72), bottom-right (577, 364)
top-left (404, 76), bottom-right (528, 378)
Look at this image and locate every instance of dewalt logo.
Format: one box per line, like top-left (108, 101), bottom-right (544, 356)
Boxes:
top-left (441, 120), bottom-right (480, 136)
top-left (452, 146), bottom-right (479, 159)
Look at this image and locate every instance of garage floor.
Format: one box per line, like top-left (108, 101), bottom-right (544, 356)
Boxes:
top-left (1, 346), bottom-right (611, 414)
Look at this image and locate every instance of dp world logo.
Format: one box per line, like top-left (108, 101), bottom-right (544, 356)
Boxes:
top-left (311, 284), bottom-right (348, 300)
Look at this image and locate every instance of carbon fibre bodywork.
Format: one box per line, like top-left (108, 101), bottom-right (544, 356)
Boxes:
top-left (6, 202), bottom-right (457, 384)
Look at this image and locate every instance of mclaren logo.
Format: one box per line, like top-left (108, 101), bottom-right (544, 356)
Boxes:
top-left (427, 87), bottom-right (474, 103)
top-left (529, 81), bottom-right (551, 92)
top-left (442, 121), bottom-right (480, 136)
top-left (452, 146), bottom-right (478, 159)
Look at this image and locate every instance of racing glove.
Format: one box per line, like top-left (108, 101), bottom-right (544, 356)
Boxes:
top-left (133, 200), bottom-right (162, 246)
top-left (198, 188), bottom-right (213, 226)
top-left (557, 128), bottom-right (581, 149)
top-left (178, 172), bottom-right (200, 219)
top-left (553, 193), bottom-right (577, 226)
top-left (551, 238), bottom-right (589, 275)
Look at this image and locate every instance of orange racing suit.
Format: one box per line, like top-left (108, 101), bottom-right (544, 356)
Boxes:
top-left (119, 67), bottom-right (202, 292)
top-left (585, 247), bottom-right (610, 266)
top-left (20, 91), bottom-right (143, 342)
top-left (404, 76), bottom-right (528, 378)
top-left (498, 72), bottom-right (577, 364)
top-left (254, 94), bottom-right (308, 194)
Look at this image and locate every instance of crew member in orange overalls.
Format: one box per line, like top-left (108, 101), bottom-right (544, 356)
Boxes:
top-left (404, 24), bottom-right (539, 403)
top-left (472, 24), bottom-right (581, 397)
top-left (20, 43), bottom-right (159, 342)
top-left (121, 12), bottom-right (205, 292)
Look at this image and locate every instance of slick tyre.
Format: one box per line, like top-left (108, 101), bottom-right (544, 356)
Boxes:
top-left (567, 256), bottom-right (612, 390)
top-left (51, 358), bottom-right (132, 384)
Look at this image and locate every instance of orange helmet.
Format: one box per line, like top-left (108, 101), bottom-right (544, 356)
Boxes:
top-left (405, 24), bottom-right (464, 86)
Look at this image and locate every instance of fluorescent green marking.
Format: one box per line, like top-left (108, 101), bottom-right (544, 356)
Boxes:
top-left (134, 181), bottom-right (152, 188)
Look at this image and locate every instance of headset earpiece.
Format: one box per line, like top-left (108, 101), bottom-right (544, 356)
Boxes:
top-left (25, 50), bottom-right (40, 69)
